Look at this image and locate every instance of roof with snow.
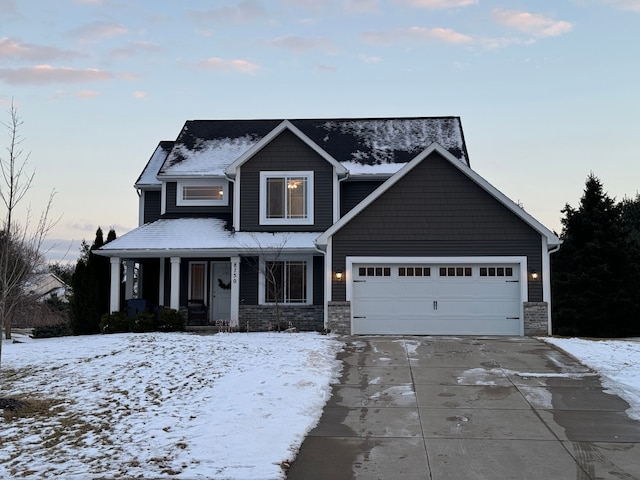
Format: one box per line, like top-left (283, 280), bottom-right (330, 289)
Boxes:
top-left (154, 117), bottom-right (468, 179)
top-left (96, 218), bottom-right (319, 257)
top-left (136, 141), bottom-right (174, 187)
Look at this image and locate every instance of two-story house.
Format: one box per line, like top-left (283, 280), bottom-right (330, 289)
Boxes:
top-left (97, 117), bottom-right (560, 336)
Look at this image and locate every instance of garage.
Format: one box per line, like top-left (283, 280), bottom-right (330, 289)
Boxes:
top-left (349, 258), bottom-right (525, 335)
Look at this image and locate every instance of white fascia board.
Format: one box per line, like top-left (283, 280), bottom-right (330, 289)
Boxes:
top-left (94, 246), bottom-right (318, 259)
top-left (315, 142), bottom-right (561, 248)
top-left (224, 120), bottom-right (348, 178)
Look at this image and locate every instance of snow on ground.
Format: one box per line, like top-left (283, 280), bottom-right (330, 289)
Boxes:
top-left (543, 337), bottom-right (640, 420)
top-left (0, 332), bottom-right (343, 480)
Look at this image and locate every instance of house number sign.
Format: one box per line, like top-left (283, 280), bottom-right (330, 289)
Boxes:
top-left (232, 261), bottom-right (238, 285)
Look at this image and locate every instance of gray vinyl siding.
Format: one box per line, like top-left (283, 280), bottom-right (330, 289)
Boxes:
top-left (313, 255), bottom-right (324, 306)
top-left (240, 257), bottom-right (259, 305)
top-left (239, 130), bottom-right (334, 232)
top-left (331, 151), bottom-right (545, 302)
top-left (164, 182), bottom-right (234, 217)
top-left (340, 180), bottom-right (383, 217)
top-left (143, 190), bottom-right (161, 223)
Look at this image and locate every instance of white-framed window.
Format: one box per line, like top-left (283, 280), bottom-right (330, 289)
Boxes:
top-left (259, 257), bottom-right (312, 305)
top-left (177, 179), bottom-right (228, 206)
top-left (259, 171), bottom-right (314, 225)
top-left (189, 261), bottom-right (207, 301)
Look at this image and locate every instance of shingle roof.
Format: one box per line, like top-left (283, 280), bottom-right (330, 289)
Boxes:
top-left (135, 140), bottom-right (174, 187)
top-left (155, 117), bottom-right (468, 178)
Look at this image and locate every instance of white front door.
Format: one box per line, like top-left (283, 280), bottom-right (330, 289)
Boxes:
top-left (210, 262), bottom-right (232, 321)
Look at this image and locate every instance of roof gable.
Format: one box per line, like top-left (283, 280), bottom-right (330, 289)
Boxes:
top-left (315, 143), bottom-right (560, 247)
top-left (135, 141), bottom-right (173, 187)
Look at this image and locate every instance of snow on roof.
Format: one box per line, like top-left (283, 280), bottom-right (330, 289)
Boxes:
top-left (145, 117), bottom-right (467, 180)
top-left (98, 218), bottom-right (319, 255)
top-left (160, 135), bottom-right (262, 177)
top-left (136, 141), bottom-right (173, 187)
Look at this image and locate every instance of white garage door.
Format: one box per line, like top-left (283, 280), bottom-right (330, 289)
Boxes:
top-left (351, 262), bottom-right (522, 335)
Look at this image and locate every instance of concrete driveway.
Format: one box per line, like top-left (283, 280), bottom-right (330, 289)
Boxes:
top-left (286, 336), bottom-right (640, 480)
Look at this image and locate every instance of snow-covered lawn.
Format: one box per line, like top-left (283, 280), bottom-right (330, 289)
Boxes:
top-left (543, 337), bottom-right (640, 420)
top-left (0, 332), bottom-right (343, 480)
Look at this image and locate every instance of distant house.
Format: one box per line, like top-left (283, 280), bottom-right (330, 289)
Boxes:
top-left (96, 118), bottom-right (560, 336)
top-left (25, 273), bottom-right (70, 302)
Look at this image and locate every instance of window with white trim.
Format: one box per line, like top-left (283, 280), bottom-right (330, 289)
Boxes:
top-left (177, 180), bottom-right (228, 206)
top-left (261, 258), bottom-right (312, 304)
top-left (259, 172), bottom-right (313, 225)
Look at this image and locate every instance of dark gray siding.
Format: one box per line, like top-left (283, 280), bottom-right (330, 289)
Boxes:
top-left (143, 190), bottom-right (161, 223)
top-left (340, 180), bottom-right (383, 217)
top-left (240, 257), bottom-right (259, 305)
top-left (313, 255), bottom-right (324, 306)
top-left (239, 130), bottom-right (334, 232)
top-left (164, 181), bottom-right (234, 218)
top-left (331, 152), bottom-right (544, 302)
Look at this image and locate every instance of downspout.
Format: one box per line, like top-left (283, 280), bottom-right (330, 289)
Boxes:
top-left (546, 242), bottom-right (561, 335)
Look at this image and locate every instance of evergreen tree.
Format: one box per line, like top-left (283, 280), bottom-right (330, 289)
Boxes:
top-left (69, 227), bottom-right (117, 335)
top-left (552, 174), bottom-right (640, 337)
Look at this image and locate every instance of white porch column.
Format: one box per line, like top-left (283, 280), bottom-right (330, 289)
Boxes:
top-left (230, 256), bottom-right (240, 326)
top-left (159, 258), bottom-right (165, 306)
top-left (109, 257), bottom-right (121, 313)
top-left (170, 257), bottom-right (181, 310)
top-left (125, 260), bottom-right (135, 300)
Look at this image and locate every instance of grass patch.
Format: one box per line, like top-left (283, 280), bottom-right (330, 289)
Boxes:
top-left (1, 395), bottom-right (65, 421)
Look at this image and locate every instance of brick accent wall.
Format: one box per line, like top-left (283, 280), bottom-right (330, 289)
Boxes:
top-left (328, 301), bottom-right (351, 335)
top-left (524, 302), bottom-right (549, 336)
top-left (239, 305), bottom-right (323, 332)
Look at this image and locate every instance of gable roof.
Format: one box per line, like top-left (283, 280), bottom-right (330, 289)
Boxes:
top-left (135, 141), bottom-right (174, 188)
top-left (315, 143), bottom-right (561, 248)
top-left (153, 117), bottom-right (468, 179)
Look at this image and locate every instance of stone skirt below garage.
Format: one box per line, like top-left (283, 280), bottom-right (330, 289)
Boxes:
top-left (328, 301), bottom-right (549, 336)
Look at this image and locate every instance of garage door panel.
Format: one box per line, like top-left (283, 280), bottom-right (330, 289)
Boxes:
top-left (352, 262), bottom-right (522, 335)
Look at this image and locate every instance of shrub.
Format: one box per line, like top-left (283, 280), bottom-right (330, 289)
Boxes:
top-left (157, 308), bottom-right (184, 332)
top-left (31, 322), bottom-right (72, 339)
top-left (99, 311), bottom-right (129, 334)
top-left (130, 312), bottom-right (156, 333)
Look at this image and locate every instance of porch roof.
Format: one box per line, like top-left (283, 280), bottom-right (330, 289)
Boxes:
top-left (96, 218), bottom-right (320, 258)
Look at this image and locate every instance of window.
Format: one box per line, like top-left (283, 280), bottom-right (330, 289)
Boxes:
top-left (177, 180), bottom-right (228, 206)
top-left (480, 267), bottom-right (514, 277)
top-left (398, 267), bottom-right (431, 277)
top-left (260, 172), bottom-right (314, 225)
top-left (439, 266), bottom-right (472, 277)
top-left (189, 262), bottom-right (207, 301)
top-left (358, 266), bottom-right (391, 277)
top-left (263, 259), bottom-right (310, 304)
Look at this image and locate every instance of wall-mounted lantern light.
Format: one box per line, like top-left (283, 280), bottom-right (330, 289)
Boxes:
top-left (335, 271), bottom-right (343, 281)
top-left (530, 270), bottom-right (539, 281)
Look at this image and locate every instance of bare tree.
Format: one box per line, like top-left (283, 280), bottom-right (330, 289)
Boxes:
top-left (241, 234), bottom-right (290, 331)
top-left (0, 101), bottom-right (56, 366)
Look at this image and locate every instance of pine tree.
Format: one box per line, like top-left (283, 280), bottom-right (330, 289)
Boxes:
top-left (552, 174), bottom-right (640, 337)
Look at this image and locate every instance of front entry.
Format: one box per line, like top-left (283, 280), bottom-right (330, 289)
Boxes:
top-left (210, 262), bottom-right (232, 322)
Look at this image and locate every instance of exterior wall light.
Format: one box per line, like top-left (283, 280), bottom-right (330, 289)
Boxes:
top-left (335, 271), bottom-right (343, 281)
top-left (530, 270), bottom-right (539, 281)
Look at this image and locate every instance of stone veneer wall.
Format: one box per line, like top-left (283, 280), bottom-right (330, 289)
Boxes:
top-left (523, 302), bottom-right (549, 336)
top-left (239, 305), bottom-right (324, 332)
top-left (327, 301), bottom-right (351, 335)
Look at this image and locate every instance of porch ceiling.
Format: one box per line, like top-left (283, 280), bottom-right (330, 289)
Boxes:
top-left (95, 218), bottom-right (320, 258)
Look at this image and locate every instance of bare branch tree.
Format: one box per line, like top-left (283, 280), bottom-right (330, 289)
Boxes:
top-left (0, 101), bottom-right (57, 367)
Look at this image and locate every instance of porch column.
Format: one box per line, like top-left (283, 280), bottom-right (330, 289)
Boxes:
top-left (230, 256), bottom-right (240, 326)
top-left (170, 257), bottom-right (181, 310)
top-left (125, 260), bottom-right (135, 299)
top-left (109, 257), bottom-right (121, 313)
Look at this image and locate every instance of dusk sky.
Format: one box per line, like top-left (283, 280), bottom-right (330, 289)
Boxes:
top-left (1, 0), bottom-right (638, 263)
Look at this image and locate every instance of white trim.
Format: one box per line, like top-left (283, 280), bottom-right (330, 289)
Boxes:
top-left (161, 183), bottom-right (167, 215)
top-left (233, 170), bottom-right (241, 231)
top-left (176, 179), bottom-right (228, 207)
top-left (315, 143), bottom-right (560, 248)
top-left (109, 257), bottom-right (121, 314)
top-left (230, 256), bottom-right (240, 325)
top-left (224, 120), bottom-right (347, 177)
top-left (259, 171), bottom-right (314, 226)
top-left (258, 255), bottom-right (313, 306)
top-left (170, 257), bottom-right (180, 310)
top-left (346, 255), bottom-right (527, 336)
top-left (138, 191), bottom-right (144, 226)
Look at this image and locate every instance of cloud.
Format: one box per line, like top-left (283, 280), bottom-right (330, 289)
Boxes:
top-left (132, 90), bottom-right (147, 99)
top-left (392, 0), bottom-right (477, 9)
top-left (70, 21), bottom-right (128, 41)
top-left (75, 90), bottom-right (99, 98)
top-left (0, 65), bottom-right (113, 85)
top-left (313, 63), bottom-right (337, 72)
top-left (361, 26), bottom-right (472, 45)
top-left (359, 54), bottom-right (382, 63)
top-left (493, 9), bottom-right (573, 37)
top-left (0, 37), bottom-right (80, 62)
top-left (269, 35), bottom-right (337, 52)
top-left (194, 57), bottom-right (261, 74)
top-left (109, 40), bottom-right (164, 59)
top-left (188, 0), bottom-right (267, 24)
top-left (601, 0), bottom-right (640, 11)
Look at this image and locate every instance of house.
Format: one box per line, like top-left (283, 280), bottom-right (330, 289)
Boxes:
top-left (25, 273), bottom-right (70, 302)
top-left (96, 117), bottom-right (560, 336)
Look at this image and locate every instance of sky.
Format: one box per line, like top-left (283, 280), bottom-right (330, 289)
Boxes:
top-left (1, 0), bottom-right (639, 263)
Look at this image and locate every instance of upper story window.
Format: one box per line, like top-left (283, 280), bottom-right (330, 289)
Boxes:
top-left (177, 179), bottom-right (228, 206)
top-left (260, 171), bottom-right (314, 225)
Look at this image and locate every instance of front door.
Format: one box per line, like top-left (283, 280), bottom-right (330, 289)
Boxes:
top-left (210, 262), bottom-right (232, 322)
